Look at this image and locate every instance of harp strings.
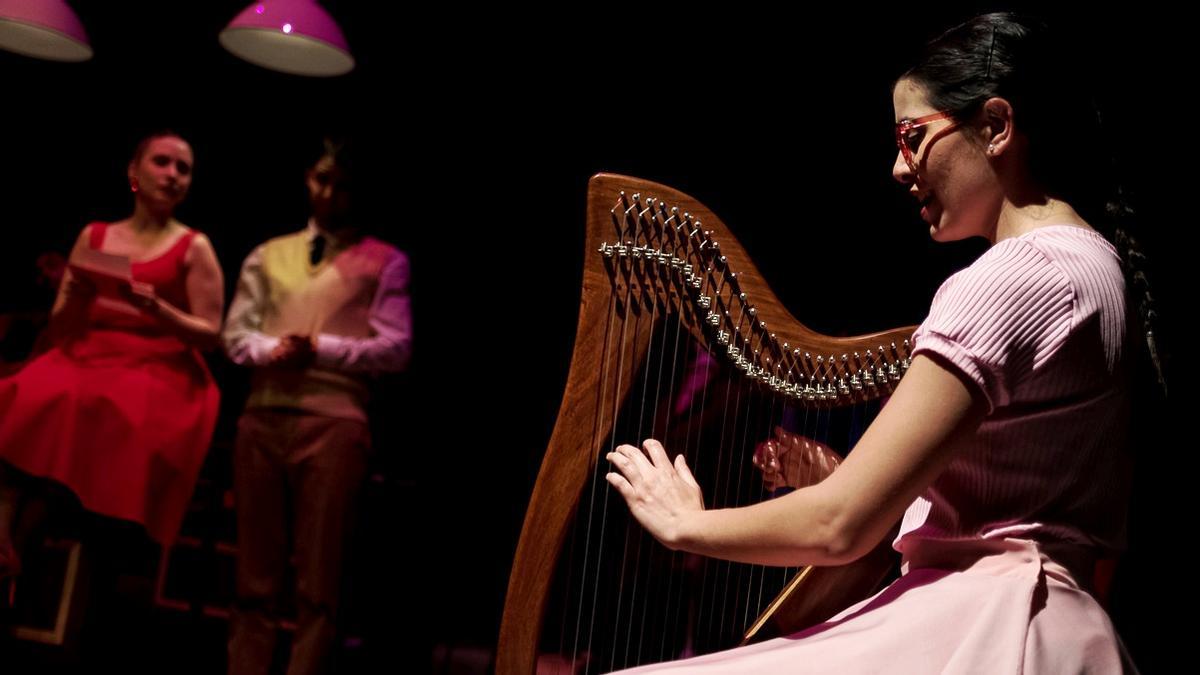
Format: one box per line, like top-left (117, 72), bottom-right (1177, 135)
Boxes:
top-left (566, 190), bottom-right (869, 672)
top-left (609, 236), bottom-right (679, 672)
top-left (571, 194), bottom-right (682, 671)
top-left (616, 197), bottom-right (716, 670)
top-left (570, 193), bottom-right (657, 667)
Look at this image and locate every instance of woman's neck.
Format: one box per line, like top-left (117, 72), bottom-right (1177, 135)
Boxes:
top-left (129, 202), bottom-right (174, 233)
top-left (992, 196), bottom-right (1091, 243)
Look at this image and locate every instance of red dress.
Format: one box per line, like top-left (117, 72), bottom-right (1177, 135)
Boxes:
top-left (0, 222), bottom-right (219, 545)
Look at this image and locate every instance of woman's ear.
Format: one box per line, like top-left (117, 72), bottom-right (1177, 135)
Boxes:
top-left (981, 96), bottom-right (1015, 156)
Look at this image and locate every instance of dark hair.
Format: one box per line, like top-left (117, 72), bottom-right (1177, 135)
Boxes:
top-left (130, 129), bottom-right (189, 165)
top-left (901, 12), bottom-right (1167, 396)
top-left (308, 135), bottom-right (357, 181)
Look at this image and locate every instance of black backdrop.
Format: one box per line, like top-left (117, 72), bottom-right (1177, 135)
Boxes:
top-left (1, 2), bottom-right (1191, 672)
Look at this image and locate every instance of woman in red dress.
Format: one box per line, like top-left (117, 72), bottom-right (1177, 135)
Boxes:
top-left (0, 131), bottom-right (224, 584)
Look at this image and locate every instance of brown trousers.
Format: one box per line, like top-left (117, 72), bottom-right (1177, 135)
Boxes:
top-left (226, 410), bottom-right (370, 675)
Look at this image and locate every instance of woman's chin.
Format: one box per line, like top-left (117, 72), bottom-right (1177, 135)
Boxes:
top-left (927, 219), bottom-right (950, 241)
top-left (928, 219), bottom-right (969, 244)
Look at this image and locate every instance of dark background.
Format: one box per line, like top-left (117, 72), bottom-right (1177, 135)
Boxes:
top-left (1, 2), bottom-right (1192, 672)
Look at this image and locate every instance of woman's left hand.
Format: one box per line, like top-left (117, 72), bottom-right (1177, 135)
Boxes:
top-left (751, 426), bottom-right (842, 491)
top-left (606, 439), bottom-right (705, 548)
top-left (120, 281), bottom-right (160, 315)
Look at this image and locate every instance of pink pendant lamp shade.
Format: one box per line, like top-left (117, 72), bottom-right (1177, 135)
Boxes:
top-left (0, 0), bottom-right (91, 62)
top-left (219, 1), bottom-right (353, 77)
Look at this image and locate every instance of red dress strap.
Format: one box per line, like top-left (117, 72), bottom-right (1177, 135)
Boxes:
top-left (162, 229), bottom-right (198, 264)
top-left (87, 221), bottom-right (109, 249)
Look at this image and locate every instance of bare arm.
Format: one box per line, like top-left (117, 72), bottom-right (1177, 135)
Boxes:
top-left (607, 354), bottom-right (986, 567)
top-left (45, 226), bottom-right (97, 341)
top-left (132, 233), bottom-right (224, 349)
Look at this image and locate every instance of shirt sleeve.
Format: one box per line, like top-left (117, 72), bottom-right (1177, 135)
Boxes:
top-left (312, 249), bottom-right (412, 374)
top-left (911, 239), bottom-right (1074, 413)
top-left (222, 246), bottom-right (281, 366)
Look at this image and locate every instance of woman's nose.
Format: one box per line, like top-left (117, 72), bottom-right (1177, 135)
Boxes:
top-left (892, 150), bottom-right (914, 185)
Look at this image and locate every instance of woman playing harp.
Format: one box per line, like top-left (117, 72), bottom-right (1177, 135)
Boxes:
top-left (604, 12), bottom-right (1156, 673)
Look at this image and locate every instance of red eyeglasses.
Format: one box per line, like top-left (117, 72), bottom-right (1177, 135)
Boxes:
top-left (895, 111), bottom-right (957, 174)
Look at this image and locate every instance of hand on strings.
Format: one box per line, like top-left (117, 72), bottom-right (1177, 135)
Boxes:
top-left (751, 426), bottom-right (842, 491)
top-left (267, 334), bottom-right (316, 368)
top-left (606, 439), bottom-right (705, 549)
top-left (119, 280), bottom-right (160, 315)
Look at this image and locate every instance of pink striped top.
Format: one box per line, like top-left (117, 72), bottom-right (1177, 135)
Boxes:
top-left (895, 224), bottom-right (1132, 562)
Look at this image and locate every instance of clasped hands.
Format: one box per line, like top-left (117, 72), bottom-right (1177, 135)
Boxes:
top-left (267, 334), bottom-right (316, 368)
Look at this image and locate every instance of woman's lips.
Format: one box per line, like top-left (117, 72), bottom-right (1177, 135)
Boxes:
top-left (919, 195), bottom-right (936, 222)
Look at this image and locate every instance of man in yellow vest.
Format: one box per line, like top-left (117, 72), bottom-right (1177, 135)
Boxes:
top-left (222, 138), bottom-right (412, 675)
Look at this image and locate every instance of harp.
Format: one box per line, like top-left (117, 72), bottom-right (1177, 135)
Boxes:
top-left (498, 174), bottom-right (917, 674)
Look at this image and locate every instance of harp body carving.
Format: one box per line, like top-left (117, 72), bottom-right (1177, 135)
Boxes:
top-left (498, 174), bottom-right (917, 674)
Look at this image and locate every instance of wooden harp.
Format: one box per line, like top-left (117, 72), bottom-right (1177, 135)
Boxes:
top-left (498, 174), bottom-right (917, 674)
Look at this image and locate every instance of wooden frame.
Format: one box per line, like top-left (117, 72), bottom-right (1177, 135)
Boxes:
top-left (497, 174), bottom-right (916, 673)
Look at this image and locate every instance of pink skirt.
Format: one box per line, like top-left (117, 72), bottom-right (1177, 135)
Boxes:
top-left (615, 538), bottom-right (1135, 674)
